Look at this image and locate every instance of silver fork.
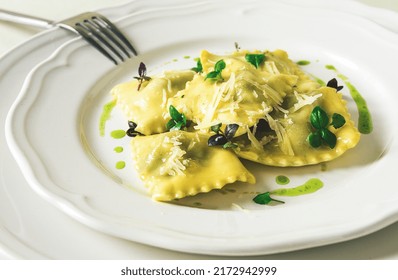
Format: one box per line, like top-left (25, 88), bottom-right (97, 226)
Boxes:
top-left (0, 9), bottom-right (137, 65)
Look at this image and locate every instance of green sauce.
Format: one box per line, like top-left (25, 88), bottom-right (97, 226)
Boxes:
top-left (115, 161), bottom-right (126, 169)
top-left (275, 175), bottom-right (290, 185)
top-left (297, 60), bottom-right (310, 66)
top-left (325, 65), bottom-right (373, 134)
top-left (271, 178), bottom-right (323, 196)
top-left (99, 99), bottom-right (116, 136)
top-left (114, 146), bottom-right (123, 153)
top-left (110, 129), bottom-right (126, 139)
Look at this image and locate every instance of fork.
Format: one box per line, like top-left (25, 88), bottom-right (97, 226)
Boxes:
top-left (0, 9), bottom-right (137, 65)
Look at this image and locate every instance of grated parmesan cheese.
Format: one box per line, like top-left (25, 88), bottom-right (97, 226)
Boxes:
top-left (159, 135), bottom-right (190, 176)
top-left (293, 91), bottom-right (322, 112)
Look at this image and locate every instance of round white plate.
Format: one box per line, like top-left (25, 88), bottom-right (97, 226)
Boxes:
top-left (4, 0), bottom-right (398, 256)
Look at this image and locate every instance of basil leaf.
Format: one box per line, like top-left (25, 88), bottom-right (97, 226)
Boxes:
top-left (331, 113), bottom-right (346, 129)
top-left (169, 105), bottom-right (182, 121)
top-left (308, 131), bottom-right (322, 148)
top-left (191, 59), bottom-right (203, 73)
top-left (245, 53), bottom-right (265, 68)
top-left (224, 124), bottom-right (239, 140)
top-left (320, 128), bottom-right (337, 149)
top-left (214, 60), bottom-right (226, 72)
top-left (253, 192), bottom-right (285, 205)
top-left (310, 106), bottom-right (329, 129)
top-left (205, 71), bottom-right (221, 81)
top-left (166, 119), bottom-right (176, 130)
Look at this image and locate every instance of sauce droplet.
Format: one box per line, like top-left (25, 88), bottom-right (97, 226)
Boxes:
top-left (110, 129), bottom-right (126, 139)
top-left (275, 175), bottom-right (290, 185)
top-left (297, 60), bottom-right (310, 66)
top-left (114, 146), bottom-right (123, 153)
top-left (115, 161), bottom-right (126, 169)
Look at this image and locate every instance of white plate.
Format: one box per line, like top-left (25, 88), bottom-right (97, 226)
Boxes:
top-left (4, 0), bottom-right (398, 256)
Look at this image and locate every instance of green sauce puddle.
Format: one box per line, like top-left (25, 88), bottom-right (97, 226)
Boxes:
top-left (271, 178), bottom-right (323, 196)
top-left (99, 99), bottom-right (117, 136)
top-left (325, 64), bottom-right (373, 134)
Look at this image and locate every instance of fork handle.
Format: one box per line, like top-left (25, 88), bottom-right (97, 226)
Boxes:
top-left (0, 9), bottom-right (55, 29)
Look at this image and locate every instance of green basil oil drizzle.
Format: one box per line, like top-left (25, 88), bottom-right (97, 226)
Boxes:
top-left (271, 178), bottom-right (323, 196)
top-left (325, 65), bottom-right (373, 134)
top-left (99, 99), bottom-right (117, 136)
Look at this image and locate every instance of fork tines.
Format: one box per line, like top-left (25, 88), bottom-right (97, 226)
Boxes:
top-left (67, 13), bottom-right (137, 65)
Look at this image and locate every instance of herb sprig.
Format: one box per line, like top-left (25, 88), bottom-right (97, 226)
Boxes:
top-left (191, 59), bottom-right (203, 73)
top-left (126, 121), bottom-right (144, 137)
top-left (307, 106), bottom-right (346, 149)
top-left (133, 62), bottom-right (151, 91)
top-left (208, 123), bottom-right (239, 149)
top-left (205, 60), bottom-right (226, 82)
top-left (166, 105), bottom-right (188, 131)
top-left (326, 78), bottom-right (343, 92)
top-left (253, 192), bottom-right (285, 205)
top-left (245, 53), bottom-right (265, 68)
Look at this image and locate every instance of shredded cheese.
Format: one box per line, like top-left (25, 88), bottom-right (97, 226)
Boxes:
top-left (159, 135), bottom-right (190, 176)
top-left (293, 91), bottom-right (322, 112)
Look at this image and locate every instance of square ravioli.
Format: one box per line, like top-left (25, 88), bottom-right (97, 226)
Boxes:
top-left (130, 130), bottom-right (255, 201)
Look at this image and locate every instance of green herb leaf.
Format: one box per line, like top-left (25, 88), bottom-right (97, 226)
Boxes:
top-left (205, 71), bottom-right (221, 81)
top-left (253, 192), bottom-right (285, 205)
top-left (214, 60), bottom-right (226, 72)
top-left (169, 105), bottom-right (182, 121)
top-left (307, 131), bottom-right (322, 148)
top-left (167, 105), bottom-right (187, 131)
top-left (308, 106), bottom-right (344, 149)
top-left (245, 53), bottom-right (265, 68)
top-left (191, 59), bottom-right (203, 73)
top-left (211, 123), bottom-right (222, 134)
top-left (331, 113), bottom-right (346, 129)
top-left (310, 106), bottom-right (329, 129)
top-left (320, 128), bottom-right (337, 149)
top-left (205, 59), bottom-right (225, 82)
top-left (222, 142), bottom-right (238, 149)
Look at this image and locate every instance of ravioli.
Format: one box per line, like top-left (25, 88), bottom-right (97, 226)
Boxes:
top-left (112, 70), bottom-right (194, 135)
top-left (168, 49), bottom-right (320, 136)
top-left (108, 49), bottom-right (362, 201)
top-left (130, 130), bottom-right (255, 201)
top-left (235, 87), bottom-right (360, 166)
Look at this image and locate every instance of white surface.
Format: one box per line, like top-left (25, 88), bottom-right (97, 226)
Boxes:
top-left (1, 0), bottom-right (398, 259)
